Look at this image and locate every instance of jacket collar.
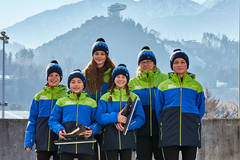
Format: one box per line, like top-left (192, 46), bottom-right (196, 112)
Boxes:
top-left (168, 72), bottom-right (195, 83)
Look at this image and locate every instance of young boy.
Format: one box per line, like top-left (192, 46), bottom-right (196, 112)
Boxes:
top-left (25, 60), bottom-right (67, 160)
top-left (48, 69), bottom-right (101, 160)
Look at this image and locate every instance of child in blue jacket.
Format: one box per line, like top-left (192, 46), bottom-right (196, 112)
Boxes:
top-left (96, 64), bottom-right (145, 160)
top-left (48, 69), bottom-right (101, 160)
top-left (155, 49), bottom-right (205, 160)
top-left (25, 60), bottom-right (67, 160)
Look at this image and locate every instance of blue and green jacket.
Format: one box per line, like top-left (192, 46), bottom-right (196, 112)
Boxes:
top-left (48, 92), bottom-right (101, 155)
top-left (96, 88), bottom-right (145, 151)
top-left (155, 72), bottom-right (205, 148)
top-left (24, 85), bottom-right (67, 151)
top-left (87, 68), bottom-right (112, 102)
top-left (129, 68), bottom-right (168, 136)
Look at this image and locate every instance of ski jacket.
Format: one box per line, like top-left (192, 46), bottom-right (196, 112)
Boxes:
top-left (48, 92), bottom-right (101, 155)
top-left (96, 88), bottom-right (145, 151)
top-left (87, 68), bottom-right (112, 102)
top-left (24, 85), bottom-right (67, 151)
top-left (155, 72), bottom-right (205, 148)
top-left (128, 68), bottom-right (168, 136)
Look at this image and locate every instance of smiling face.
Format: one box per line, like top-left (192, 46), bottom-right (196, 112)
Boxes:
top-left (70, 77), bottom-right (84, 94)
top-left (172, 58), bottom-right (187, 77)
top-left (139, 59), bottom-right (154, 71)
top-left (93, 50), bottom-right (107, 68)
top-left (47, 72), bottom-right (60, 87)
top-left (114, 74), bottom-right (127, 89)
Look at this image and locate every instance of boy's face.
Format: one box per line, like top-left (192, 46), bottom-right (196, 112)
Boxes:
top-left (70, 77), bottom-right (84, 94)
top-left (47, 72), bottom-right (60, 87)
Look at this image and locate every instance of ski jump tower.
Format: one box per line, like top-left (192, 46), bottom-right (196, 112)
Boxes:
top-left (107, 3), bottom-right (127, 17)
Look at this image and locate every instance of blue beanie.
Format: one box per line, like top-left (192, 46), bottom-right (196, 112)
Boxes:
top-left (112, 64), bottom-right (130, 82)
top-left (46, 60), bottom-right (63, 81)
top-left (92, 38), bottom-right (109, 56)
top-left (68, 69), bottom-right (86, 89)
top-left (137, 46), bottom-right (156, 65)
top-left (170, 49), bottom-right (189, 70)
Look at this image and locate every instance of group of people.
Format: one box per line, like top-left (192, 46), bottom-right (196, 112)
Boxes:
top-left (24, 38), bottom-right (205, 160)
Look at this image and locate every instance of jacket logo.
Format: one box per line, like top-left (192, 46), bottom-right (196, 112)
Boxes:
top-left (65, 101), bottom-right (74, 105)
top-left (168, 84), bottom-right (176, 89)
top-left (40, 95), bottom-right (48, 100)
top-left (135, 86), bottom-right (142, 89)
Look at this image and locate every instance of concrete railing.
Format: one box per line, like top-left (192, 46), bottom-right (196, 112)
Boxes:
top-left (0, 119), bottom-right (239, 160)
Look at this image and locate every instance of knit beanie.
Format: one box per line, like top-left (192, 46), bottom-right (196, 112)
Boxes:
top-left (137, 46), bottom-right (156, 65)
top-left (67, 69), bottom-right (86, 89)
top-left (112, 64), bottom-right (130, 82)
top-left (46, 60), bottom-right (63, 81)
top-left (92, 38), bottom-right (109, 56)
top-left (170, 49), bottom-right (189, 70)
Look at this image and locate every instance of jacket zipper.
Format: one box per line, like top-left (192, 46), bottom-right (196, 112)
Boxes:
top-left (147, 73), bottom-right (153, 137)
top-left (76, 95), bottom-right (79, 154)
top-left (160, 122), bottom-right (163, 140)
top-left (48, 87), bottom-right (54, 151)
top-left (179, 75), bottom-right (183, 146)
top-left (198, 123), bottom-right (201, 141)
top-left (118, 89), bottom-right (122, 150)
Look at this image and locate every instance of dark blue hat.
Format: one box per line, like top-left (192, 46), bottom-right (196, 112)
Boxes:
top-left (68, 69), bottom-right (86, 89)
top-left (92, 38), bottom-right (109, 56)
top-left (170, 49), bottom-right (189, 70)
top-left (137, 46), bottom-right (156, 65)
top-left (112, 64), bottom-right (130, 82)
top-left (46, 60), bottom-right (63, 81)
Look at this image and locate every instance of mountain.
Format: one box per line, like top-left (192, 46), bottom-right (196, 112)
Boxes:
top-left (34, 15), bottom-right (170, 75)
top-left (149, 0), bottom-right (239, 41)
top-left (203, 0), bottom-right (224, 8)
top-left (3, 0), bottom-right (205, 48)
top-left (34, 15), bottom-right (238, 87)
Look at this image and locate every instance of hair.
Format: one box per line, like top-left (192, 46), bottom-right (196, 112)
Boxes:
top-left (108, 83), bottom-right (132, 105)
top-left (83, 56), bottom-right (115, 95)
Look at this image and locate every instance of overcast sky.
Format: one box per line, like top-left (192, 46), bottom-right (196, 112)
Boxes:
top-left (0, 0), bottom-right (206, 29)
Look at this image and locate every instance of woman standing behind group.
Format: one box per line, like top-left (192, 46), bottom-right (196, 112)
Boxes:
top-left (155, 49), bottom-right (205, 160)
top-left (83, 38), bottom-right (115, 101)
top-left (96, 64), bottom-right (145, 160)
top-left (129, 46), bottom-right (167, 160)
top-left (83, 38), bottom-right (115, 160)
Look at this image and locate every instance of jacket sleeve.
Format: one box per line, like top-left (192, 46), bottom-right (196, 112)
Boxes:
top-left (96, 99), bottom-right (118, 125)
top-left (197, 91), bottom-right (205, 119)
top-left (89, 106), bottom-right (102, 135)
top-left (128, 99), bottom-right (145, 131)
top-left (48, 103), bottom-right (65, 135)
top-left (155, 87), bottom-right (164, 122)
top-left (24, 99), bottom-right (39, 149)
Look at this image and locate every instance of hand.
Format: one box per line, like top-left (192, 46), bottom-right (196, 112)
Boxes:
top-left (118, 110), bottom-right (127, 124)
top-left (26, 147), bottom-right (31, 151)
top-left (115, 123), bottom-right (124, 131)
top-left (81, 127), bottom-right (92, 138)
top-left (59, 129), bottom-right (67, 140)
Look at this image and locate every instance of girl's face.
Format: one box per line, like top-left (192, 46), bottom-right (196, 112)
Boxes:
top-left (70, 77), bottom-right (84, 93)
top-left (114, 74), bottom-right (127, 89)
top-left (139, 60), bottom-right (154, 71)
top-left (173, 58), bottom-right (187, 76)
top-left (93, 51), bottom-right (107, 68)
top-left (47, 72), bottom-right (60, 87)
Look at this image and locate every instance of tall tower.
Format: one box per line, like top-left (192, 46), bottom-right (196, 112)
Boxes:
top-left (108, 3), bottom-right (127, 17)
